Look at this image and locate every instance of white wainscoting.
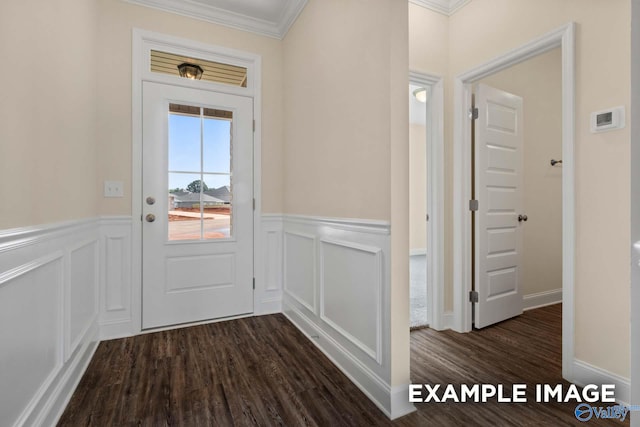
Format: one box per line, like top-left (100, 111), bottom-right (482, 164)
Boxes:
top-left (99, 217), bottom-right (134, 339)
top-left (280, 215), bottom-right (398, 417)
top-left (256, 215), bottom-right (283, 315)
top-left (0, 219), bottom-right (100, 427)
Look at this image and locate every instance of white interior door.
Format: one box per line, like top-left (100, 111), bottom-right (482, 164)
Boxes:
top-left (474, 83), bottom-right (524, 329)
top-left (142, 81), bottom-right (254, 329)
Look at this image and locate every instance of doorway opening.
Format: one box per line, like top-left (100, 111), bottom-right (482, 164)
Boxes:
top-left (452, 23), bottom-right (575, 379)
top-left (409, 83), bottom-right (429, 329)
top-left (470, 48), bottom-right (563, 330)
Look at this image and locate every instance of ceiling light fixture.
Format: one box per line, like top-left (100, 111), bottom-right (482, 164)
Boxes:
top-left (413, 87), bottom-right (428, 103)
top-left (177, 62), bottom-right (204, 80)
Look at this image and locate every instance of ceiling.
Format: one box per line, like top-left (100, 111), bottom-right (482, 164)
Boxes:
top-left (125, 0), bottom-right (308, 39)
top-left (126, 0), bottom-right (471, 40)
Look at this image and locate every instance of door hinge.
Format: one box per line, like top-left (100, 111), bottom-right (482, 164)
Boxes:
top-left (469, 107), bottom-right (479, 120)
top-left (253, 120), bottom-right (256, 132)
top-left (426, 213), bottom-right (430, 221)
top-left (469, 290), bottom-right (479, 303)
top-left (469, 199), bottom-right (479, 211)
top-left (253, 198), bottom-right (256, 211)
top-left (253, 277), bottom-right (255, 290)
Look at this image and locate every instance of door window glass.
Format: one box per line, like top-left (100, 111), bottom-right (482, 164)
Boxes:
top-left (168, 103), bottom-right (233, 241)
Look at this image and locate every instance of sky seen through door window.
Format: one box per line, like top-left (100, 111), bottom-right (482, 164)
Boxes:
top-left (168, 113), bottom-right (231, 191)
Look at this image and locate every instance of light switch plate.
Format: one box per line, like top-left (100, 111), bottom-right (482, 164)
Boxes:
top-left (104, 181), bottom-right (124, 197)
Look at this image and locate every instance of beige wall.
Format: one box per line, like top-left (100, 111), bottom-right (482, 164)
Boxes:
top-left (410, 123), bottom-right (427, 252)
top-left (282, 0), bottom-right (410, 387)
top-left (0, 0), bottom-right (99, 229)
top-left (283, 0), bottom-right (398, 220)
top-left (409, 3), bottom-right (449, 77)
top-left (96, 0), bottom-right (284, 215)
top-left (409, 0), bottom-right (630, 378)
top-left (480, 48), bottom-right (563, 297)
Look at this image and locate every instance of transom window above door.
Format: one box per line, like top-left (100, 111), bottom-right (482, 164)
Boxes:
top-left (151, 50), bottom-right (247, 87)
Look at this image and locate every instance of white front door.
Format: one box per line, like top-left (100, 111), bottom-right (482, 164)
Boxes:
top-left (142, 81), bottom-right (254, 329)
top-left (474, 83), bottom-right (524, 329)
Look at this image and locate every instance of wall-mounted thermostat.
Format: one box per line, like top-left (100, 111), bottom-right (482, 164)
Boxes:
top-left (590, 106), bottom-right (625, 133)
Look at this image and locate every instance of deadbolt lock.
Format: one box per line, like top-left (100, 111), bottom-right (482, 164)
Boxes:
top-left (146, 196), bottom-right (156, 205)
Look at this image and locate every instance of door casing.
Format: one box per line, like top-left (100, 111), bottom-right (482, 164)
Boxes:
top-left (452, 23), bottom-right (576, 380)
top-left (408, 71), bottom-right (445, 331)
top-left (131, 29), bottom-right (263, 334)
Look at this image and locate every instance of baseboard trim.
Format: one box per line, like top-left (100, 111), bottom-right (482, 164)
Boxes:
top-left (257, 296), bottom-right (282, 315)
top-left (523, 289), bottom-right (562, 311)
top-left (283, 303), bottom-right (411, 419)
top-left (442, 311), bottom-right (454, 330)
top-left (572, 359), bottom-right (630, 406)
top-left (99, 318), bottom-right (133, 341)
top-left (390, 384), bottom-right (418, 419)
top-left (33, 322), bottom-right (99, 427)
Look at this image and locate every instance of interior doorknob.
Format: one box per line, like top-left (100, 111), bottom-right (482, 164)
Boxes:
top-left (518, 214), bottom-right (528, 222)
top-left (145, 213), bottom-right (156, 223)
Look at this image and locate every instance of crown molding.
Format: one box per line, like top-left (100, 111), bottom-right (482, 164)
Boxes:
top-left (123, 0), bottom-right (308, 40)
top-left (409, 0), bottom-right (471, 16)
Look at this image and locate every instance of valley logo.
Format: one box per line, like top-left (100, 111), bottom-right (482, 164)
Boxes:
top-left (574, 403), bottom-right (640, 422)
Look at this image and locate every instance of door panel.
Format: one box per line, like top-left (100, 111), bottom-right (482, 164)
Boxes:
top-left (142, 81), bottom-right (253, 329)
top-left (474, 83), bottom-right (524, 329)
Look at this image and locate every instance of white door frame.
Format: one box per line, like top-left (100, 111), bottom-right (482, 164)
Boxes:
top-left (452, 23), bottom-right (576, 380)
top-left (131, 29), bottom-right (262, 334)
top-left (630, 0), bottom-right (640, 421)
top-left (409, 71), bottom-right (445, 330)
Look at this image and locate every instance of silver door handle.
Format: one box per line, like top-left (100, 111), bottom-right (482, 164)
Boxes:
top-left (145, 214), bottom-right (156, 223)
top-left (518, 214), bottom-right (528, 222)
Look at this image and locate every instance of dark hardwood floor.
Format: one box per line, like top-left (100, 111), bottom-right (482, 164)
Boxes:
top-left (59, 305), bottom-right (629, 426)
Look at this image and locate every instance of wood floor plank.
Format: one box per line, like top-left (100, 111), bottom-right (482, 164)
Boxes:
top-left (59, 305), bottom-right (629, 426)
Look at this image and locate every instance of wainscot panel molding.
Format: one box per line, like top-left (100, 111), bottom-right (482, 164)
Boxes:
top-left (280, 215), bottom-right (398, 418)
top-left (99, 216), bottom-right (134, 340)
top-left (255, 215), bottom-right (284, 315)
top-left (0, 218), bottom-right (100, 427)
